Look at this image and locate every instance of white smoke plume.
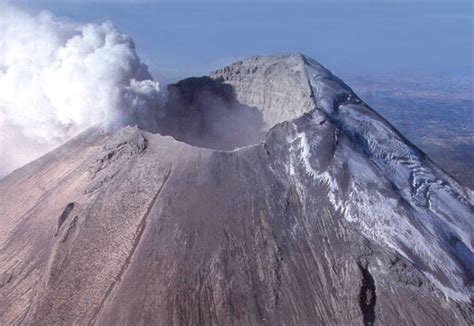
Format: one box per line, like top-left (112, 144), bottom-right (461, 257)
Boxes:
top-left (0, 6), bottom-right (162, 176)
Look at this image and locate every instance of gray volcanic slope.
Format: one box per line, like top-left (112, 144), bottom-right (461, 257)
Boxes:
top-left (0, 54), bottom-right (473, 325)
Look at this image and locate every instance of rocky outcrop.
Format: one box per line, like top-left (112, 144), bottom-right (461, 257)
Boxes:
top-left (0, 54), bottom-right (472, 325)
top-left (211, 54), bottom-right (315, 128)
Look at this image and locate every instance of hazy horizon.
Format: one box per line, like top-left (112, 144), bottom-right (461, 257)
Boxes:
top-left (10, 0), bottom-right (473, 83)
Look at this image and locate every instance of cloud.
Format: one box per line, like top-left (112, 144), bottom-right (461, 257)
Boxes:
top-left (0, 5), bottom-right (163, 176)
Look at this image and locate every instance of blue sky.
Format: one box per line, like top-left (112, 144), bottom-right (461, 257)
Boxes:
top-left (10, 0), bottom-right (474, 82)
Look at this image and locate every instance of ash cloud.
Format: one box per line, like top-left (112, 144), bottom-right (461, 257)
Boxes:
top-left (0, 6), bottom-right (163, 176)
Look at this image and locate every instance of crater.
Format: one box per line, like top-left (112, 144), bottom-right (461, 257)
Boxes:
top-left (134, 55), bottom-right (318, 151)
top-left (138, 76), bottom-right (267, 150)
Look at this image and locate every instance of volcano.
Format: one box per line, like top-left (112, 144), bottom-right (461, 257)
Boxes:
top-left (0, 54), bottom-right (472, 325)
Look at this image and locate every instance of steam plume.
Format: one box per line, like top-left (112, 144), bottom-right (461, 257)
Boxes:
top-left (0, 6), bottom-right (162, 176)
